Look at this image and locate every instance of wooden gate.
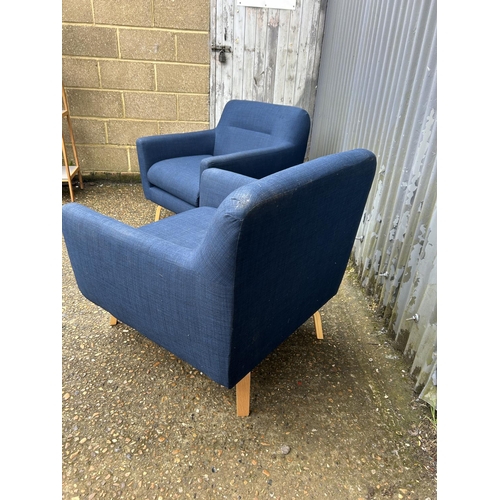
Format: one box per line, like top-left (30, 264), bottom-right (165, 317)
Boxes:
top-left (209, 0), bottom-right (328, 133)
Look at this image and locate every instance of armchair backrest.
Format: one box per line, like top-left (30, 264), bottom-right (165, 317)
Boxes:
top-left (213, 100), bottom-right (311, 157)
top-left (198, 149), bottom-right (376, 383)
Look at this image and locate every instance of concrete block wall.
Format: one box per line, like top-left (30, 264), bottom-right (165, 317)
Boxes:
top-left (62, 0), bottom-right (210, 179)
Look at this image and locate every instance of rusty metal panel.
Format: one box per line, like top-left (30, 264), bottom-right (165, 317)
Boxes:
top-left (309, 0), bottom-right (437, 408)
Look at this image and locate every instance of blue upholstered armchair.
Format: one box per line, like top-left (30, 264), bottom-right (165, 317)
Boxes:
top-left (136, 99), bottom-right (311, 219)
top-left (62, 149), bottom-right (376, 416)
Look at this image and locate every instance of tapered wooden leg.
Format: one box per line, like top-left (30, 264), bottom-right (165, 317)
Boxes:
top-left (313, 311), bottom-right (324, 339)
top-left (155, 205), bottom-right (162, 222)
top-left (236, 373), bottom-right (251, 417)
top-left (109, 315), bottom-right (118, 326)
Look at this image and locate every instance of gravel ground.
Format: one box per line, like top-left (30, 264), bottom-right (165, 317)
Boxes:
top-left (62, 181), bottom-right (437, 500)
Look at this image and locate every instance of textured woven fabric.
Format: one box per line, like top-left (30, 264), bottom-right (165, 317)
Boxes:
top-left (147, 155), bottom-right (212, 207)
top-left (200, 168), bottom-right (256, 208)
top-left (147, 187), bottom-right (198, 215)
top-left (214, 100), bottom-right (310, 156)
top-left (138, 207), bottom-right (216, 248)
top-left (63, 149), bottom-right (376, 389)
top-left (137, 99), bottom-right (311, 213)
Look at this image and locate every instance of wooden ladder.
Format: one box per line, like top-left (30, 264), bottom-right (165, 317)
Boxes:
top-left (62, 84), bottom-right (83, 201)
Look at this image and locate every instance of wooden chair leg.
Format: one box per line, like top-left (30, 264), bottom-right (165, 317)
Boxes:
top-left (236, 373), bottom-right (251, 417)
top-left (155, 205), bottom-right (162, 222)
top-left (109, 315), bottom-right (118, 326)
top-left (313, 311), bottom-right (324, 339)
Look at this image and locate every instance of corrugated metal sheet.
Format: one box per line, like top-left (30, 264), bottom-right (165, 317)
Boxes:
top-left (309, 0), bottom-right (437, 408)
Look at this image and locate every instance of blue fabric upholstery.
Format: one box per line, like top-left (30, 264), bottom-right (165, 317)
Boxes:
top-left (147, 155), bottom-right (212, 207)
top-left (137, 100), bottom-right (311, 213)
top-left (199, 168), bottom-right (256, 208)
top-left (62, 149), bottom-right (376, 393)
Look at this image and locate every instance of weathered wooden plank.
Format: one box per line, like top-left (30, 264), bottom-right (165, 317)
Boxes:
top-left (232, 2), bottom-right (246, 100)
top-left (222, 0), bottom-right (235, 107)
top-left (263, 8), bottom-right (280, 103)
top-left (252, 7), bottom-right (267, 101)
top-left (272, 9), bottom-right (291, 104)
top-left (242, 7), bottom-right (257, 101)
top-left (281, 3), bottom-right (301, 106)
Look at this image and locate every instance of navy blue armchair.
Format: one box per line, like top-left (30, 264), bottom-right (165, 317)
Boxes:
top-left (136, 99), bottom-right (311, 219)
top-left (62, 149), bottom-right (376, 416)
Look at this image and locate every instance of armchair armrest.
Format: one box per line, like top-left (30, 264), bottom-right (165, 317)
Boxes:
top-left (199, 143), bottom-right (300, 179)
top-left (136, 129), bottom-right (216, 171)
top-left (62, 204), bottom-right (199, 319)
top-left (200, 168), bottom-right (256, 208)
top-left (62, 202), bottom-right (238, 386)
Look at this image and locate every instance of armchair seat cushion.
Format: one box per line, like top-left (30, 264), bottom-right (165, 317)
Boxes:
top-left (147, 155), bottom-right (213, 207)
top-left (138, 206), bottom-right (216, 250)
